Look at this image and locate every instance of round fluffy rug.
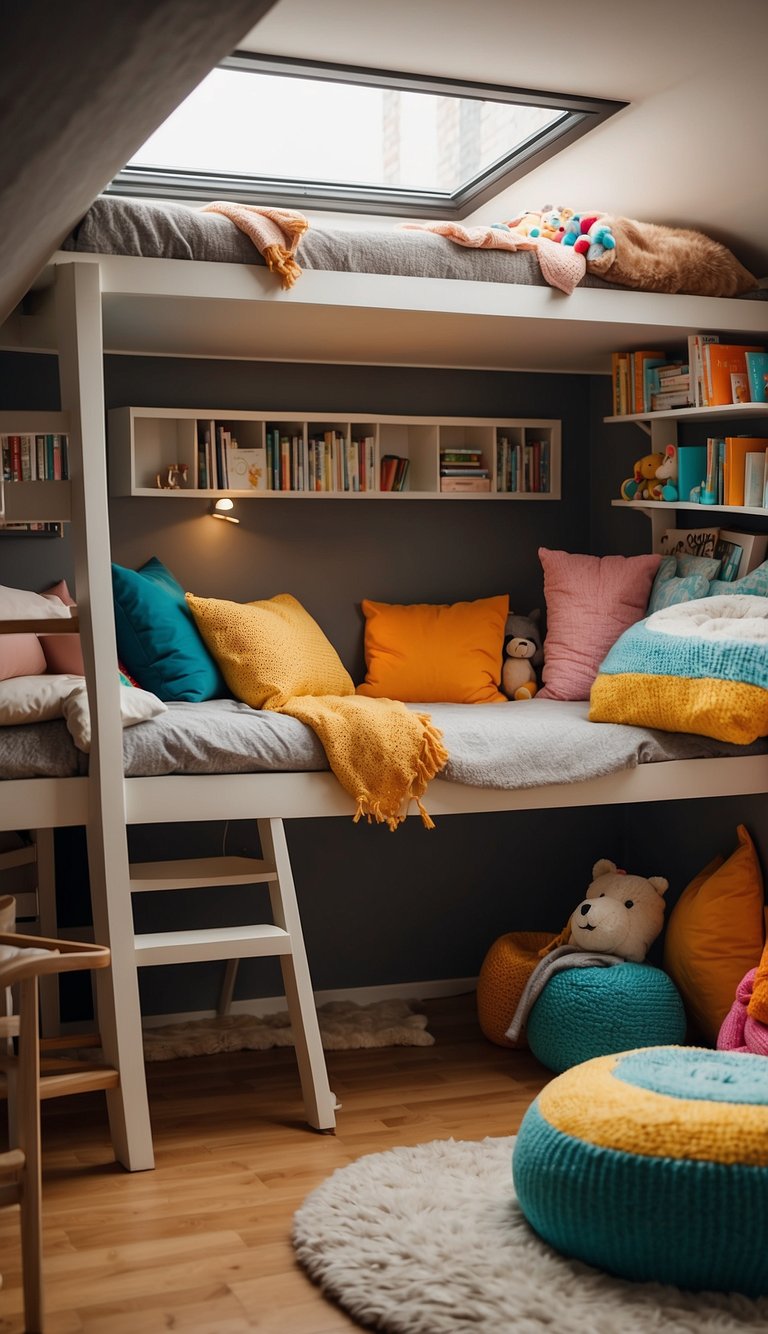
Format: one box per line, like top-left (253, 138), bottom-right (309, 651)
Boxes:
top-left (292, 1136), bottom-right (768, 1333)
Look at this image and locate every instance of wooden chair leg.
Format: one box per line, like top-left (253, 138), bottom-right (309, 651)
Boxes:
top-left (16, 975), bottom-right (43, 1333)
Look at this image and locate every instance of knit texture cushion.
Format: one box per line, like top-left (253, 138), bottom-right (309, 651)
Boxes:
top-left (112, 558), bottom-right (227, 702)
top-left (537, 549), bottom-right (660, 701)
top-left (663, 825), bottom-right (766, 1043)
top-left (513, 1046), bottom-right (768, 1295)
top-left (590, 594), bottom-right (768, 742)
top-left (476, 931), bottom-right (555, 1048)
top-left (646, 555), bottom-right (713, 614)
top-left (186, 591), bottom-right (354, 708)
top-left (356, 595), bottom-right (509, 703)
top-left (525, 962), bottom-right (686, 1073)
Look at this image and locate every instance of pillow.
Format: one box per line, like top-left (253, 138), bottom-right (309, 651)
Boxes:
top-left (0, 584), bottom-right (71, 682)
top-left (663, 826), bottom-right (766, 1043)
top-left (537, 549), bottom-right (661, 701)
top-left (0, 673), bottom-right (83, 724)
top-left (590, 593), bottom-right (768, 743)
top-left (708, 558), bottom-right (768, 600)
top-left (675, 555), bottom-right (722, 580)
top-left (62, 682), bottom-right (167, 752)
top-left (356, 594), bottom-right (509, 703)
top-left (647, 556), bottom-right (713, 614)
top-left (40, 578), bottom-right (85, 675)
top-left (185, 591), bottom-right (353, 708)
top-left (112, 557), bottom-right (227, 702)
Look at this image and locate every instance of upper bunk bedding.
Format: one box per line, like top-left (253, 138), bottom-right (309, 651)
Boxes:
top-left (3, 697), bottom-right (767, 784)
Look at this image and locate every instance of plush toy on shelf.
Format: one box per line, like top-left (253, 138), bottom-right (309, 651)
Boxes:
top-left (651, 443), bottom-right (679, 501)
top-left (620, 451), bottom-right (666, 500)
top-left (564, 858), bottom-right (669, 962)
top-left (501, 608), bottom-right (543, 700)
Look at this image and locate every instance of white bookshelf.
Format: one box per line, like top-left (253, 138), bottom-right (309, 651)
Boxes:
top-left (108, 407), bottom-right (561, 500)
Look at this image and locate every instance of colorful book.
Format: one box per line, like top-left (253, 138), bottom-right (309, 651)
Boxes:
top-left (676, 444), bottom-right (707, 503)
top-left (717, 529), bottom-right (768, 578)
top-left (226, 445), bottom-right (267, 491)
top-left (688, 333), bottom-right (720, 407)
top-left (745, 352), bottom-right (768, 404)
top-left (723, 436), bottom-right (768, 507)
top-left (631, 351), bottom-right (664, 414)
top-left (704, 345), bottom-right (765, 406)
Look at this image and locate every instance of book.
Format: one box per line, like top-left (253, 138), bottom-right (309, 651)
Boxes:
top-left (717, 529), bottom-right (768, 579)
top-left (688, 333), bottom-right (719, 406)
top-left (641, 358), bottom-right (669, 413)
top-left (704, 344), bottom-right (765, 406)
top-left (745, 352), bottom-right (768, 404)
top-left (226, 445), bottom-right (267, 490)
top-left (723, 436), bottom-right (768, 506)
top-left (676, 444), bottom-right (707, 503)
top-left (743, 451), bottom-right (766, 508)
top-left (659, 527), bottom-right (720, 559)
top-left (440, 476), bottom-right (491, 493)
top-left (730, 372), bottom-right (750, 404)
top-left (713, 535), bottom-right (743, 581)
top-left (631, 350), bottom-right (664, 414)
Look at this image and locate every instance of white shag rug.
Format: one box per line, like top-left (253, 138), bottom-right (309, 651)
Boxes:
top-left (142, 999), bottom-right (434, 1061)
top-left (292, 1136), bottom-right (768, 1334)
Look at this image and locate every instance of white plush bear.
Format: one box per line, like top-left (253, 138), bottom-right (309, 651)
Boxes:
top-left (567, 858), bottom-right (669, 963)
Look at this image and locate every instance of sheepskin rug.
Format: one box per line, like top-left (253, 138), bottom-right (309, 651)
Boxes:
top-left (292, 1136), bottom-right (768, 1333)
top-left (142, 998), bottom-right (433, 1061)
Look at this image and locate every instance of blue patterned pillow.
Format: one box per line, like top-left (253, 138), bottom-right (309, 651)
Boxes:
top-left (708, 559), bottom-right (768, 599)
top-left (676, 554), bottom-right (722, 580)
top-left (647, 557), bottom-right (712, 614)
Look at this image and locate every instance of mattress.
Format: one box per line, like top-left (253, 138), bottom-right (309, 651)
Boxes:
top-left (2, 698), bottom-right (766, 787)
top-left (63, 197), bottom-right (768, 299)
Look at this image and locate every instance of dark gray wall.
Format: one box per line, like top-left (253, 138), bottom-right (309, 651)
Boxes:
top-left (2, 351), bottom-right (766, 1016)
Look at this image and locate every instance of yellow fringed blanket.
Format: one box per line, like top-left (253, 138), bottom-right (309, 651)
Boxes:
top-left (186, 592), bottom-right (448, 829)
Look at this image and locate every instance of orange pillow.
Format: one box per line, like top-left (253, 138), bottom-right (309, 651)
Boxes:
top-left (356, 594), bottom-right (509, 703)
top-left (663, 825), bottom-right (766, 1043)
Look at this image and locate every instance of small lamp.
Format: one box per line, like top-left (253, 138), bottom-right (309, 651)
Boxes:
top-left (211, 497), bottom-right (239, 524)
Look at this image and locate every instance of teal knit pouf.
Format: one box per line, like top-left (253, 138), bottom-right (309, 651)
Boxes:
top-left (526, 962), bottom-right (686, 1073)
top-left (512, 1046), bottom-right (768, 1296)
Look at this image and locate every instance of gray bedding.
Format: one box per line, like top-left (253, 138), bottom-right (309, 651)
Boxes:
top-left (62, 197), bottom-right (768, 299)
top-left (2, 698), bottom-right (766, 788)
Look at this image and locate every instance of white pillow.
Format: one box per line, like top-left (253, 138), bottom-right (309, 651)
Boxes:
top-left (62, 682), bottom-right (167, 752)
top-left (0, 674), bottom-right (84, 724)
top-left (0, 585), bottom-right (72, 620)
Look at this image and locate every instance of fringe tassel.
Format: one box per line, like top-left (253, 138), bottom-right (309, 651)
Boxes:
top-left (262, 243), bottom-right (303, 290)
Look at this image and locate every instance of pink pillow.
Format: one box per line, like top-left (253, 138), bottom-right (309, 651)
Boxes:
top-left (537, 548), bottom-right (661, 701)
top-left (0, 634), bottom-right (46, 681)
top-left (40, 579), bottom-right (85, 675)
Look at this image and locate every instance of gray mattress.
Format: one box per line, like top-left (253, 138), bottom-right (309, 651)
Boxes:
top-left (62, 197), bottom-right (768, 299)
top-left (2, 698), bottom-right (766, 789)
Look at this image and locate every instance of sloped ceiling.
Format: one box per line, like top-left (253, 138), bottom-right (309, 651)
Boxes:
top-left (0, 0), bottom-right (276, 324)
top-left (244, 0), bottom-right (768, 279)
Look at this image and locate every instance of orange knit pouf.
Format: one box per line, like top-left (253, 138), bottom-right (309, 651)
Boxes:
top-left (476, 931), bottom-right (555, 1047)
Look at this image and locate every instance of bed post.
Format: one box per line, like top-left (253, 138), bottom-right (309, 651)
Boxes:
top-left (55, 260), bottom-right (154, 1171)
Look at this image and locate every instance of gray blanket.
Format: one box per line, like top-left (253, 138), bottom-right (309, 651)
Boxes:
top-left (504, 944), bottom-right (626, 1043)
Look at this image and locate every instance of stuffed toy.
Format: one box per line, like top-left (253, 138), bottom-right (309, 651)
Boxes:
top-left (529, 205), bottom-right (574, 243)
top-left (650, 443), bottom-right (679, 501)
top-left (504, 210), bottom-right (545, 241)
top-left (477, 856), bottom-right (670, 1046)
top-left (620, 451), bottom-right (666, 500)
top-left (562, 212), bottom-right (604, 254)
top-left (567, 858), bottom-right (669, 963)
top-left (586, 219), bottom-right (616, 261)
top-left (501, 609), bottom-right (543, 700)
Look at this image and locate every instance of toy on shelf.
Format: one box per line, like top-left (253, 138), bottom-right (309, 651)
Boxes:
top-left (620, 451), bottom-right (666, 500)
top-left (501, 609), bottom-right (543, 700)
top-left (650, 443), bottom-right (679, 501)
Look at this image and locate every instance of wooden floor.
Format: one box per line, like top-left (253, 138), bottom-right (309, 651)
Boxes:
top-left (0, 993), bottom-right (551, 1333)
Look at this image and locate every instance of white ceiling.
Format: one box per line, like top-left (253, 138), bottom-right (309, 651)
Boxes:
top-left (241, 0), bottom-right (768, 277)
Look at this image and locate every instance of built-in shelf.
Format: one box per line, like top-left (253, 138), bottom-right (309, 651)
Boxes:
top-left (605, 403), bottom-right (768, 426)
top-left (613, 500), bottom-right (768, 518)
top-left (108, 407), bottom-right (562, 500)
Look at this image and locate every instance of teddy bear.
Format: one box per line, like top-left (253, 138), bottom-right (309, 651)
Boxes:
top-left (501, 609), bottom-right (543, 700)
top-left (620, 451), bottom-right (666, 500)
top-left (567, 858), bottom-right (669, 962)
top-left (528, 205), bottom-right (574, 243)
top-left (650, 443), bottom-right (679, 501)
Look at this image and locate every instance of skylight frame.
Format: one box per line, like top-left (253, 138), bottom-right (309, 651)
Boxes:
top-left (107, 52), bottom-right (627, 218)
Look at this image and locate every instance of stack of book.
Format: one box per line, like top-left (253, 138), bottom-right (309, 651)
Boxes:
top-left (380, 454), bottom-right (410, 491)
top-left (610, 350), bottom-right (694, 414)
top-left (440, 447), bottom-right (490, 493)
top-left (687, 336), bottom-right (767, 407)
top-left (1, 432), bottom-right (69, 481)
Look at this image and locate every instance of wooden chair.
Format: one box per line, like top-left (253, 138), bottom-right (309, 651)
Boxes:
top-left (0, 931), bottom-right (115, 1334)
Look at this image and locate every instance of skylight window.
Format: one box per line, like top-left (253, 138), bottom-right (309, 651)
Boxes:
top-left (109, 54), bottom-right (626, 218)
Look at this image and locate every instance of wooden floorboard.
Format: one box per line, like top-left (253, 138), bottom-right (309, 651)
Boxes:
top-left (0, 993), bottom-right (550, 1333)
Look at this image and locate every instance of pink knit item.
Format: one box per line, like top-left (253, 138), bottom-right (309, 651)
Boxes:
top-left (399, 222), bottom-right (586, 294)
top-left (717, 967), bottom-right (768, 1055)
top-left (535, 238), bottom-right (587, 295)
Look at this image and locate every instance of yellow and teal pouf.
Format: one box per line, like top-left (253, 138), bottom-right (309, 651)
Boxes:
top-left (525, 962), bottom-right (686, 1073)
top-left (513, 1046), bottom-right (768, 1296)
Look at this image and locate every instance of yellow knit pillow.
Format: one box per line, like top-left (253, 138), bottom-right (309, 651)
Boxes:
top-left (185, 592), bottom-right (353, 708)
top-left (356, 594), bottom-right (509, 703)
top-left (663, 825), bottom-right (766, 1044)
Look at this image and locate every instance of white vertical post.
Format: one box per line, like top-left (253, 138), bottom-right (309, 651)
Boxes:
top-left (55, 261), bottom-right (154, 1171)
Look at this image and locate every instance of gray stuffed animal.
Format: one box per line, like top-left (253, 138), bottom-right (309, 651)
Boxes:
top-left (502, 608), bottom-right (543, 700)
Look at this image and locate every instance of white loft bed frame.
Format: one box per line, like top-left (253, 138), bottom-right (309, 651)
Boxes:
top-left (1, 255), bottom-right (767, 1172)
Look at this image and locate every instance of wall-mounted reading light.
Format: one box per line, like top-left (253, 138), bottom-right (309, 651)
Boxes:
top-left (211, 497), bottom-right (239, 524)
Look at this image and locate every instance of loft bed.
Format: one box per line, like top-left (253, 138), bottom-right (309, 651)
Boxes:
top-left (1, 204), bottom-right (768, 1173)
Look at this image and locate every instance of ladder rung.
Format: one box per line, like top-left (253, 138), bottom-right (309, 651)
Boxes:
top-left (129, 856), bottom-right (277, 892)
top-left (39, 1066), bottom-right (120, 1099)
top-left (134, 924), bottom-right (291, 966)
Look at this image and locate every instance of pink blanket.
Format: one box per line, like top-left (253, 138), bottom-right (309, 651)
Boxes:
top-left (399, 221), bottom-right (586, 295)
top-left (717, 967), bottom-right (768, 1055)
top-left (202, 202), bottom-right (309, 289)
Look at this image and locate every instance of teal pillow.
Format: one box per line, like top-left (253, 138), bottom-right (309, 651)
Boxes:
top-left (647, 556), bottom-right (712, 614)
top-left (708, 559), bottom-right (768, 599)
top-left (112, 558), bottom-right (228, 701)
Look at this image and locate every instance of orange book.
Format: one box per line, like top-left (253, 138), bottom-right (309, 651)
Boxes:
top-left (723, 436), bottom-right (768, 506)
top-left (632, 350), bottom-right (664, 414)
top-left (705, 345), bottom-right (765, 406)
